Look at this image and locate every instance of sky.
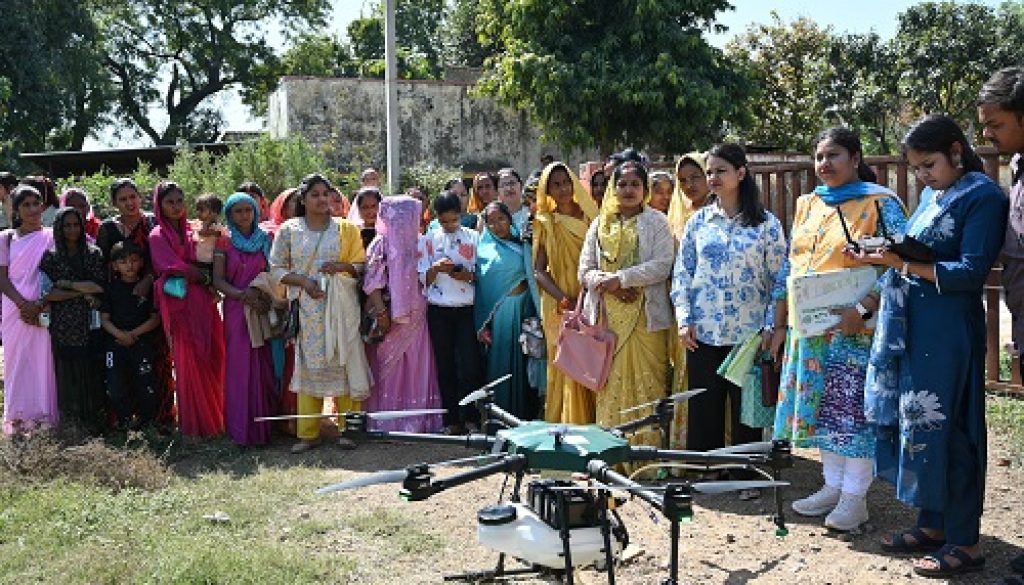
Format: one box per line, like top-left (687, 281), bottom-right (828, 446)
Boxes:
top-left (84, 0), bottom-right (1005, 150)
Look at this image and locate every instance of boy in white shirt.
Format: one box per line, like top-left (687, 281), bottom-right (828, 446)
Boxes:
top-left (418, 191), bottom-right (483, 434)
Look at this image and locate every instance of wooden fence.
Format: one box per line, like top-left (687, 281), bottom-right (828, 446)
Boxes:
top-left (749, 147), bottom-right (1023, 395)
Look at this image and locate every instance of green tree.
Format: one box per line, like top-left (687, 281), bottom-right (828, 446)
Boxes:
top-left (726, 13), bottom-right (834, 152)
top-left (0, 0), bottom-right (112, 162)
top-left (476, 0), bottom-right (750, 156)
top-left (821, 33), bottom-right (903, 153)
top-left (894, 1), bottom-right (1024, 123)
top-left (442, 0), bottom-right (497, 68)
top-left (91, 0), bottom-right (330, 145)
top-left (244, 35), bottom-right (359, 114)
top-left (346, 0), bottom-right (446, 79)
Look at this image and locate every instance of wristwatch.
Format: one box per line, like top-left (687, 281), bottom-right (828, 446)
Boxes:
top-left (855, 301), bottom-right (873, 321)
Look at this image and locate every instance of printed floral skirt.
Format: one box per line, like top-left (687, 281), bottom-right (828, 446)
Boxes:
top-left (772, 331), bottom-right (875, 459)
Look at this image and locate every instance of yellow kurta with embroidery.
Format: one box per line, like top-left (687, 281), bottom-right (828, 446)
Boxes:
top-left (596, 214), bottom-right (669, 472)
top-left (535, 164), bottom-right (600, 424)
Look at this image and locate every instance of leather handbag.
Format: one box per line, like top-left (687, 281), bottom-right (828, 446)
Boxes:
top-left (282, 226), bottom-right (329, 343)
top-left (162, 276), bottom-right (187, 299)
top-left (282, 299), bottom-right (300, 342)
top-left (553, 291), bottom-right (617, 392)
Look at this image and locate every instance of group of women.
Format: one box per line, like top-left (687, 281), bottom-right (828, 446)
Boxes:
top-left (0, 113), bottom-right (1005, 577)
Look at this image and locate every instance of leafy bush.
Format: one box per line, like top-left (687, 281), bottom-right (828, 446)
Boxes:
top-left (399, 163), bottom-right (464, 215)
top-left (57, 162), bottom-right (162, 220)
top-left (56, 136), bottom-right (336, 219)
top-left (167, 135), bottom-right (339, 209)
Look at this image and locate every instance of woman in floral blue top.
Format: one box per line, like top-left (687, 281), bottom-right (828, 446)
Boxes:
top-left (671, 143), bottom-right (787, 456)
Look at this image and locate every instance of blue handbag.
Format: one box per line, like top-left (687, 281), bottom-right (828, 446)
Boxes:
top-left (163, 276), bottom-right (187, 299)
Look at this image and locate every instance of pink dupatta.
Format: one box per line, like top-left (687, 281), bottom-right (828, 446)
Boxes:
top-left (148, 184), bottom-right (215, 356)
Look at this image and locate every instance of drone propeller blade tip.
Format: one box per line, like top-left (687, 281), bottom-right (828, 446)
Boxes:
top-left (706, 441), bottom-right (774, 455)
top-left (690, 480), bottom-right (789, 495)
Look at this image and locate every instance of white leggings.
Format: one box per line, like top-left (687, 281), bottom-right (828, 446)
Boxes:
top-left (821, 450), bottom-right (873, 496)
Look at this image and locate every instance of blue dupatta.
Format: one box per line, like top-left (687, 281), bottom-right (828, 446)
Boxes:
top-left (815, 181), bottom-right (896, 206)
top-left (474, 225), bottom-right (540, 334)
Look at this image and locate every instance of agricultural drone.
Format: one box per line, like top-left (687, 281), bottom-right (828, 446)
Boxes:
top-left (261, 375), bottom-right (793, 585)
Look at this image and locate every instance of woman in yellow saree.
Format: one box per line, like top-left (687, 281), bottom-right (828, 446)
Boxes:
top-left (533, 162), bottom-right (599, 423)
top-left (579, 161), bottom-right (675, 469)
top-left (665, 153), bottom-right (712, 447)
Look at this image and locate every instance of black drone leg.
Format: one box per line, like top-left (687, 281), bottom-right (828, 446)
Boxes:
top-left (664, 515), bottom-right (680, 585)
top-left (599, 491), bottom-right (616, 585)
top-left (495, 553), bottom-right (506, 577)
top-left (558, 491), bottom-right (574, 585)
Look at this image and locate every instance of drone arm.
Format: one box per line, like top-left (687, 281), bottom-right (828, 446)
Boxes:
top-left (402, 454), bottom-right (528, 501)
top-left (585, 460), bottom-right (664, 511)
top-left (484, 403), bottom-right (523, 428)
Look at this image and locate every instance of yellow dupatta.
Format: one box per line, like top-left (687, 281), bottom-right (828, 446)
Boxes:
top-left (597, 174), bottom-right (649, 351)
top-left (535, 163), bottom-right (600, 424)
top-left (666, 152), bottom-right (708, 242)
top-left (534, 163), bottom-right (599, 310)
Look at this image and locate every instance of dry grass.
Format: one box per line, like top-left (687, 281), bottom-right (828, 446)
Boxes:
top-left (0, 427), bottom-right (171, 492)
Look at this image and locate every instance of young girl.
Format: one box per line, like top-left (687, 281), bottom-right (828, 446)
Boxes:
top-left (191, 193), bottom-right (224, 285)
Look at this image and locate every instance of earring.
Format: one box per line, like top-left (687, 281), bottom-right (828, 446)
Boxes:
top-left (952, 155), bottom-right (963, 169)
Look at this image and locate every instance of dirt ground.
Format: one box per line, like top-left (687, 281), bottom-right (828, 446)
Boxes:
top-left (191, 420), bottom-right (1023, 585)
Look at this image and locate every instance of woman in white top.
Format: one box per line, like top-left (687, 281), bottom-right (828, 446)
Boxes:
top-left (671, 143), bottom-right (787, 455)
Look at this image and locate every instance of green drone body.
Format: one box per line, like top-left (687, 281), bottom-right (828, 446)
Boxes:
top-left (496, 421), bottom-right (631, 472)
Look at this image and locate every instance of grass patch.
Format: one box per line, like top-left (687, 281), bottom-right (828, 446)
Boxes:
top-left (347, 508), bottom-right (444, 555)
top-left (988, 392), bottom-right (1024, 465)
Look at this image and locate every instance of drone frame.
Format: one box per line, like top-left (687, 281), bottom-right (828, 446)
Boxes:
top-left (310, 386), bottom-right (793, 585)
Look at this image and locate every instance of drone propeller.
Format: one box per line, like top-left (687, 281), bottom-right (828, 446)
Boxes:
top-left (316, 453), bottom-right (507, 495)
top-left (547, 479), bottom-right (788, 495)
top-left (706, 441), bottom-right (775, 456)
top-left (458, 374), bottom-right (513, 406)
top-left (690, 480), bottom-right (787, 495)
top-left (254, 408), bottom-right (446, 423)
top-left (619, 388), bottom-right (707, 415)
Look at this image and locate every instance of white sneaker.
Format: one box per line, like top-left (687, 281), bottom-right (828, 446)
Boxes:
top-left (824, 492), bottom-right (869, 531)
top-left (791, 485), bottom-right (841, 517)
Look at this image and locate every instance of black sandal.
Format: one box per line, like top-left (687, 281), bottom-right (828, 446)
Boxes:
top-left (913, 544), bottom-right (985, 579)
top-left (880, 527), bottom-right (945, 554)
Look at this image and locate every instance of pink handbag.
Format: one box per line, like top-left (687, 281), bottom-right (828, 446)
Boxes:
top-left (553, 291), bottom-right (617, 392)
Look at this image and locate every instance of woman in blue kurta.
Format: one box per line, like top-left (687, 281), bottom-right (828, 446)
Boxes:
top-left (858, 116), bottom-right (1007, 578)
top-left (475, 201), bottom-right (540, 421)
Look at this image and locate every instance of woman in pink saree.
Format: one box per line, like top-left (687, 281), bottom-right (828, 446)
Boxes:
top-left (362, 195), bottom-right (442, 432)
top-left (0, 186), bottom-right (58, 433)
top-left (213, 193), bottom-right (275, 446)
top-left (149, 181), bottom-right (225, 437)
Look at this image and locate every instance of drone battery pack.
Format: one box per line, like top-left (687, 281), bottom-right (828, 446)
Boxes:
top-left (528, 480), bottom-right (600, 530)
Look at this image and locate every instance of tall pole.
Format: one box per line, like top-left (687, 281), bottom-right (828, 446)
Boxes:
top-left (384, 0), bottom-right (400, 192)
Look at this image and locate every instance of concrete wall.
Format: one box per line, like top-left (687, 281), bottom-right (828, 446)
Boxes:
top-left (268, 76), bottom-right (597, 178)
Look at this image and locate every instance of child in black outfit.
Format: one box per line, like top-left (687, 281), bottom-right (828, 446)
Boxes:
top-left (101, 242), bottom-right (162, 429)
